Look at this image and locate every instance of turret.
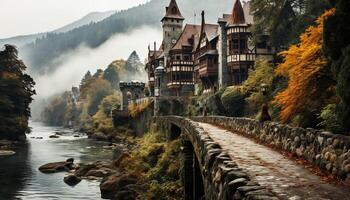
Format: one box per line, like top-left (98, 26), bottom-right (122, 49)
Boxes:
top-left (161, 0), bottom-right (184, 56)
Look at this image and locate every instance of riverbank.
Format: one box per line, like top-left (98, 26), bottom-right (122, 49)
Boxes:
top-left (37, 122), bottom-right (183, 200)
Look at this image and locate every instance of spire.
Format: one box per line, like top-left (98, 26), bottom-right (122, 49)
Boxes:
top-left (231, 0), bottom-right (245, 24)
top-left (161, 0), bottom-right (184, 22)
top-left (201, 10), bottom-right (205, 27)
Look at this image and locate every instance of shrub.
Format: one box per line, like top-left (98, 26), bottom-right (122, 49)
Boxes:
top-left (221, 87), bottom-right (246, 117)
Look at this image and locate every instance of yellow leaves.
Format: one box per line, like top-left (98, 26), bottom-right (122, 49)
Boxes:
top-left (128, 100), bottom-right (152, 118)
top-left (274, 9), bottom-right (335, 123)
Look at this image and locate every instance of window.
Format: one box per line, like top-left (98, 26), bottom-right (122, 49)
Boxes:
top-left (176, 55), bottom-right (181, 60)
top-left (240, 39), bottom-right (247, 51)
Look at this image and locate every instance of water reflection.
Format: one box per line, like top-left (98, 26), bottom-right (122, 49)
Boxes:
top-left (0, 143), bottom-right (30, 200)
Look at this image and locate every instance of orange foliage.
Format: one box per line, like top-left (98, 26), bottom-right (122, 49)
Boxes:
top-left (273, 9), bottom-right (335, 122)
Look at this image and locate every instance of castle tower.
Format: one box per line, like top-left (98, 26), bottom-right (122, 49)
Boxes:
top-left (161, 0), bottom-right (184, 57)
top-left (219, 0), bottom-right (255, 86)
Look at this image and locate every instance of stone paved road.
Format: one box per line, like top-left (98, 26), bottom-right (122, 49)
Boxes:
top-left (198, 122), bottom-right (350, 200)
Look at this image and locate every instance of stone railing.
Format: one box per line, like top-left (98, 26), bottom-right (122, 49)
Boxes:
top-left (192, 116), bottom-right (350, 180)
top-left (154, 116), bottom-right (278, 200)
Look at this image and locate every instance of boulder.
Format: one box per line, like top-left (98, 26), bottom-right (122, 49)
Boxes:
top-left (64, 174), bottom-right (82, 186)
top-left (114, 190), bottom-right (136, 200)
top-left (0, 150), bottom-right (16, 156)
top-left (39, 161), bottom-right (74, 173)
top-left (85, 168), bottom-right (115, 178)
top-left (100, 174), bottom-right (138, 199)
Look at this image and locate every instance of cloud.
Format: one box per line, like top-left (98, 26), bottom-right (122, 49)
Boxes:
top-left (32, 25), bottom-right (162, 99)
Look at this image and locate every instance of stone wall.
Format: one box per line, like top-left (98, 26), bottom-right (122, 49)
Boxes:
top-left (192, 116), bottom-right (350, 180)
top-left (154, 116), bottom-right (278, 200)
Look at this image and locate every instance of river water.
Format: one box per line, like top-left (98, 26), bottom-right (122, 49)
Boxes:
top-left (0, 121), bottom-right (116, 200)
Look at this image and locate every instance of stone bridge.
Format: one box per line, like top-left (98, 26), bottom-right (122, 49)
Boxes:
top-left (153, 116), bottom-right (350, 200)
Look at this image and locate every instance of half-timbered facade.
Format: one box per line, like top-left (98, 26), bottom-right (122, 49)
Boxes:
top-left (167, 24), bottom-right (201, 96)
top-left (194, 12), bottom-right (219, 93)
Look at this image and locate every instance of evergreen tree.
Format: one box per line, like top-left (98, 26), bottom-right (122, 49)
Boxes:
top-left (251, 0), bottom-right (331, 50)
top-left (324, 0), bottom-right (350, 134)
top-left (0, 45), bottom-right (36, 141)
top-left (103, 64), bottom-right (120, 89)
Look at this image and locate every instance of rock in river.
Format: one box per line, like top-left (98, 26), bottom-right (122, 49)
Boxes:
top-left (39, 161), bottom-right (75, 173)
top-left (64, 174), bottom-right (82, 186)
top-left (0, 150), bottom-right (16, 156)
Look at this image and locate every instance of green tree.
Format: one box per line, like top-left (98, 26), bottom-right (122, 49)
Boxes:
top-left (324, 0), bottom-right (350, 134)
top-left (0, 45), bottom-right (36, 141)
top-left (103, 64), bottom-right (120, 89)
top-left (251, 0), bottom-right (331, 50)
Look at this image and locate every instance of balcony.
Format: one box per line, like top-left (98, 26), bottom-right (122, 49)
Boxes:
top-left (198, 64), bottom-right (218, 78)
top-left (170, 60), bottom-right (194, 66)
top-left (227, 53), bottom-right (256, 63)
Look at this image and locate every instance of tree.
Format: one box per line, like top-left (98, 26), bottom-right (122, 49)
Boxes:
top-left (0, 45), bottom-right (36, 141)
top-left (250, 0), bottom-right (331, 50)
top-left (103, 64), bottom-right (120, 89)
top-left (273, 9), bottom-right (336, 125)
top-left (324, 0), bottom-right (350, 134)
top-left (244, 57), bottom-right (275, 116)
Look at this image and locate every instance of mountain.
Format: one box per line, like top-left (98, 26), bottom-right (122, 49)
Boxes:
top-left (19, 0), bottom-right (235, 75)
top-left (54, 10), bottom-right (116, 33)
top-left (0, 10), bottom-right (116, 48)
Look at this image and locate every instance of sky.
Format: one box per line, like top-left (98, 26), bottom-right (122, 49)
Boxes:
top-left (0, 0), bottom-right (149, 38)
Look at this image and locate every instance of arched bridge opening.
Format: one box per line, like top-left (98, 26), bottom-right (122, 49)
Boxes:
top-left (183, 140), bottom-right (205, 200)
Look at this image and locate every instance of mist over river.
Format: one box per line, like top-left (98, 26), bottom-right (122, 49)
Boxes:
top-left (0, 121), bottom-right (116, 200)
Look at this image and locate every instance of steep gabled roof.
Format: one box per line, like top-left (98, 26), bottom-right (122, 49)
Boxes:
top-left (230, 0), bottom-right (245, 24)
top-left (161, 0), bottom-right (184, 21)
top-left (220, 0), bottom-right (253, 26)
top-left (204, 24), bottom-right (219, 41)
top-left (172, 24), bottom-right (201, 51)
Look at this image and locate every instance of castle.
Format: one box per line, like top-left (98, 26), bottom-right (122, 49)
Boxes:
top-left (145, 0), bottom-right (274, 97)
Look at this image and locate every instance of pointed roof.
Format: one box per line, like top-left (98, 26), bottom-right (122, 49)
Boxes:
top-left (172, 24), bottom-right (201, 50)
top-left (230, 0), bottom-right (245, 24)
top-left (161, 0), bottom-right (184, 21)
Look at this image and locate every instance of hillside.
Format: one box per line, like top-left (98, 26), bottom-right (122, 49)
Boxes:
top-left (19, 0), bottom-right (234, 75)
top-left (0, 10), bottom-right (116, 48)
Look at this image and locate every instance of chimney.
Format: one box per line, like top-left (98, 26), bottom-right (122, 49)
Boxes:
top-left (166, 6), bottom-right (169, 12)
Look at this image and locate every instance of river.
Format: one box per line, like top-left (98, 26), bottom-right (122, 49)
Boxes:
top-left (0, 121), bottom-right (116, 200)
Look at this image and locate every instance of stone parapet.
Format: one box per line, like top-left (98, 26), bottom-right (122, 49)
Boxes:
top-left (192, 116), bottom-right (350, 180)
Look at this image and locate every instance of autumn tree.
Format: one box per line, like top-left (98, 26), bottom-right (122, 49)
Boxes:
top-left (273, 9), bottom-right (336, 126)
top-left (0, 45), bottom-right (36, 141)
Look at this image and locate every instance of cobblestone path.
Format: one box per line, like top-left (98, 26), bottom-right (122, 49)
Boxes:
top-left (198, 122), bottom-right (350, 200)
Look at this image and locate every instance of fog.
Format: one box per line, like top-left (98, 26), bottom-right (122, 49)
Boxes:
top-left (32, 26), bottom-right (162, 99)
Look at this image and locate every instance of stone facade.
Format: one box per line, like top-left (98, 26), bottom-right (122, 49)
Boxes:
top-left (154, 116), bottom-right (278, 200)
top-left (192, 116), bottom-right (350, 180)
top-left (119, 81), bottom-right (145, 111)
